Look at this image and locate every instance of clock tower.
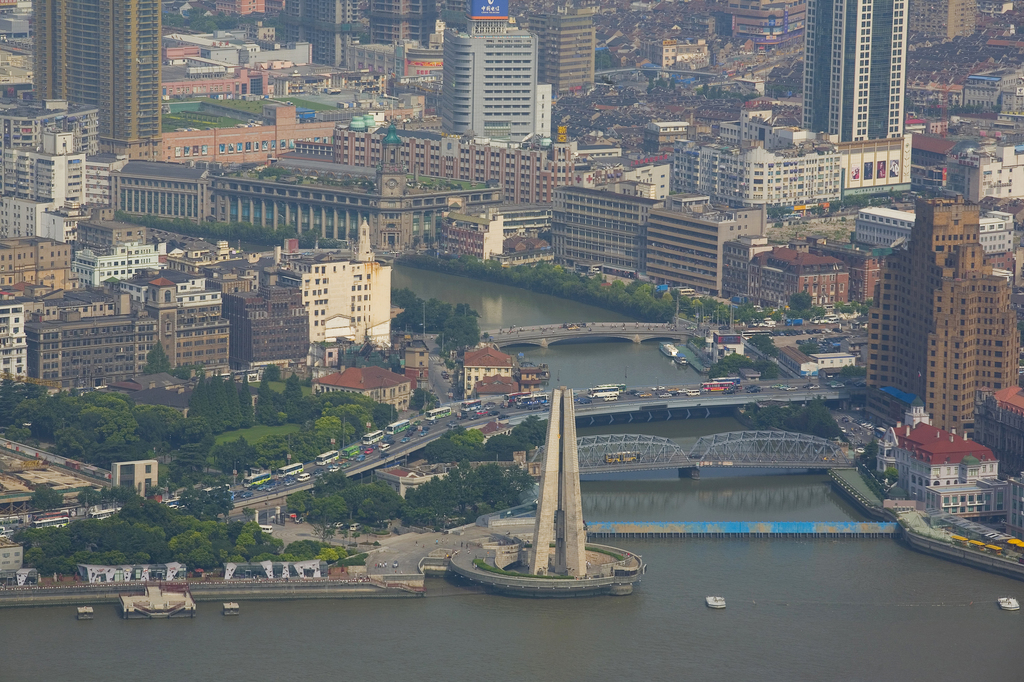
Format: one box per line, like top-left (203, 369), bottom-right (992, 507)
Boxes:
top-left (376, 122), bottom-right (407, 198)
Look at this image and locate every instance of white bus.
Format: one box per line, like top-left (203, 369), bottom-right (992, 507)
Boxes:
top-left (315, 451), bottom-right (340, 466)
top-left (385, 419), bottom-right (412, 436)
top-left (277, 462), bottom-right (304, 478)
top-left (243, 470), bottom-right (272, 488)
top-left (32, 514), bottom-right (70, 529)
top-left (426, 406), bottom-right (452, 422)
top-left (591, 390), bottom-right (620, 400)
top-left (88, 507), bottom-right (120, 520)
top-left (362, 430), bottom-right (385, 446)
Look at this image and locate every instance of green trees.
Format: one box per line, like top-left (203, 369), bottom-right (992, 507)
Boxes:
top-left (31, 486), bottom-right (65, 511)
top-left (391, 288), bottom-right (482, 347)
top-left (420, 417), bottom-right (547, 464)
top-left (708, 353), bottom-right (778, 380)
top-left (397, 256), bottom-right (677, 322)
top-left (788, 292), bottom-right (813, 314)
top-left (144, 342), bottom-right (172, 374)
top-left (404, 462), bottom-right (535, 527)
top-left (840, 365), bottom-right (867, 377)
top-left (745, 399), bottom-right (843, 440)
top-left (746, 334), bottom-right (778, 357)
top-left (409, 388), bottom-right (438, 412)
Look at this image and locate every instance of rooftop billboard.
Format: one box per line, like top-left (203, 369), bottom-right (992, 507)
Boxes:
top-left (468, 0), bottom-right (508, 20)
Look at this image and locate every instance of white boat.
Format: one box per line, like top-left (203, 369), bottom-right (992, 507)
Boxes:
top-left (705, 596), bottom-right (726, 609)
top-left (674, 356), bottom-right (689, 366)
top-left (997, 597), bottom-right (1020, 611)
top-left (660, 342), bottom-right (679, 358)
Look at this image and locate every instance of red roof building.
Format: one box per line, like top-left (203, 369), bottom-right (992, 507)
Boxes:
top-left (313, 366), bottom-right (412, 410)
top-left (889, 421), bottom-right (1003, 519)
top-left (748, 247), bottom-right (849, 307)
top-left (463, 347), bottom-right (515, 398)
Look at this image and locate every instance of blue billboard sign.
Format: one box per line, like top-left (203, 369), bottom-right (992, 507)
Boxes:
top-left (468, 0), bottom-right (508, 20)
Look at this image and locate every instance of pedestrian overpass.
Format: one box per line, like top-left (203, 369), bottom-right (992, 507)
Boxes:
top-left (576, 431), bottom-right (852, 474)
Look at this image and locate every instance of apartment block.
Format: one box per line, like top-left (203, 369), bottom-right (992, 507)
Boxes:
top-left (35, 0), bottom-right (161, 158)
top-left (722, 235), bottom-right (773, 299)
top-left (526, 5), bottom-right (597, 96)
top-left (909, 0), bottom-right (976, 38)
top-left (0, 100), bottom-right (100, 155)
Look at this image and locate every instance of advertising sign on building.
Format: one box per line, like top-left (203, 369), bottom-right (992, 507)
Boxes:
top-left (467, 0), bottom-right (509, 20)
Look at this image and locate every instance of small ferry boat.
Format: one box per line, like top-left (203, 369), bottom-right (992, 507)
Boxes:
top-left (997, 597), bottom-right (1019, 611)
top-left (660, 342), bottom-right (679, 358)
top-left (223, 602), bottom-right (240, 616)
top-left (705, 596), bottom-right (726, 609)
top-left (674, 356), bottom-right (689, 366)
top-left (77, 606), bottom-right (94, 620)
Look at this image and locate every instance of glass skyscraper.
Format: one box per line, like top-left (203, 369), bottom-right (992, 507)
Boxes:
top-left (803, 0), bottom-right (908, 142)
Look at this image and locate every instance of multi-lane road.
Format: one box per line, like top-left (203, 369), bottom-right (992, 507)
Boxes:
top-left (230, 379), bottom-right (862, 509)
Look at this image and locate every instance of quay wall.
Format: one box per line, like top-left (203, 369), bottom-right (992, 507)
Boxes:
top-left (586, 521), bottom-right (897, 539)
top-left (899, 530), bottom-right (1024, 582)
top-left (0, 579), bottom-right (421, 609)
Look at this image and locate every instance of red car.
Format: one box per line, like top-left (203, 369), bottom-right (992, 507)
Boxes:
top-left (362, 447), bottom-right (375, 455)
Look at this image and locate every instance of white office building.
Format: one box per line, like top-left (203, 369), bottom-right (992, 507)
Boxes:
top-left (854, 207), bottom-right (916, 247)
top-left (855, 206), bottom-right (1013, 254)
top-left (441, 10), bottom-right (549, 141)
top-left (72, 241), bottom-right (162, 286)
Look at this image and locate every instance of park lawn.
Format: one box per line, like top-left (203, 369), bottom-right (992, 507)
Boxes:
top-left (255, 380), bottom-right (312, 396)
top-left (214, 423), bottom-right (301, 445)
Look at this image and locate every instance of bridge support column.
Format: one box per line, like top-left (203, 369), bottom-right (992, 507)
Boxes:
top-left (540, 338), bottom-right (549, 348)
top-left (679, 467), bottom-right (699, 479)
top-left (632, 334), bottom-right (641, 344)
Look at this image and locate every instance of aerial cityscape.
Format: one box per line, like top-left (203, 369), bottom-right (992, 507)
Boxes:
top-left (1, 0), bottom-right (1024, 676)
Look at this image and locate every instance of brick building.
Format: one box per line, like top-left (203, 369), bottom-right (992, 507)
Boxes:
top-left (803, 237), bottom-right (890, 303)
top-left (974, 386), bottom-right (1024, 483)
top-left (747, 247), bottom-right (849, 307)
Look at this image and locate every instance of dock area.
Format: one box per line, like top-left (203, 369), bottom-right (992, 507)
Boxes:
top-left (119, 585), bottom-right (197, 619)
top-left (587, 521), bottom-right (898, 539)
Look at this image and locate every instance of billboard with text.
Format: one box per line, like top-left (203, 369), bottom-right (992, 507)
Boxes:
top-left (468, 0), bottom-right (509, 20)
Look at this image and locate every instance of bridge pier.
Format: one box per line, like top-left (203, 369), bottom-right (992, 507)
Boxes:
top-left (540, 338), bottom-right (549, 348)
top-left (679, 467), bottom-right (700, 479)
top-left (632, 334), bottom-right (641, 344)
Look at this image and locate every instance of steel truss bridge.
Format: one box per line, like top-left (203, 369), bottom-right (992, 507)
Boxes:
top-left (576, 431), bottom-right (852, 474)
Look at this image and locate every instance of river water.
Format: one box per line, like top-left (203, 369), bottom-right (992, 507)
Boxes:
top-left (2, 268), bottom-right (1022, 680)
top-left (393, 265), bottom-right (702, 389)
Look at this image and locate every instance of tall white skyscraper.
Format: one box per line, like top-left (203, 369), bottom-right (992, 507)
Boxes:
top-left (803, 0), bottom-right (908, 142)
top-left (441, 0), bottom-right (550, 141)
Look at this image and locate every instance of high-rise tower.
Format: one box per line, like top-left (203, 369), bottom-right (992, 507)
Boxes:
top-left (525, 5), bottom-right (596, 97)
top-left (369, 0), bottom-right (439, 45)
top-left (34, 0), bottom-right (161, 159)
top-left (531, 387), bottom-right (587, 577)
top-left (803, 0), bottom-right (907, 142)
top-left (282, 0), bottom-right (359, 68)
top-left (867, 197), bottom-right (1019, 437)
top-left (441, 0), bottom-right (549, 141)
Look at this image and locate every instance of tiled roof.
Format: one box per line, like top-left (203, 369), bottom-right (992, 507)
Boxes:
top-left (475, 374), bottom-right (518, 395)
top-left (464, 347), bottom-right (513, 369)
top-left (895, 423), bottom-right (995, 465)
top-left (993, 385), bottom-right (1024, 414)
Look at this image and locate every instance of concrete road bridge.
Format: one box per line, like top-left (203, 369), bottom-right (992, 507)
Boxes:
top-left (576, 431), bottom-right (852, 475)
top-left (483, 321), bottom-right (697, 348)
